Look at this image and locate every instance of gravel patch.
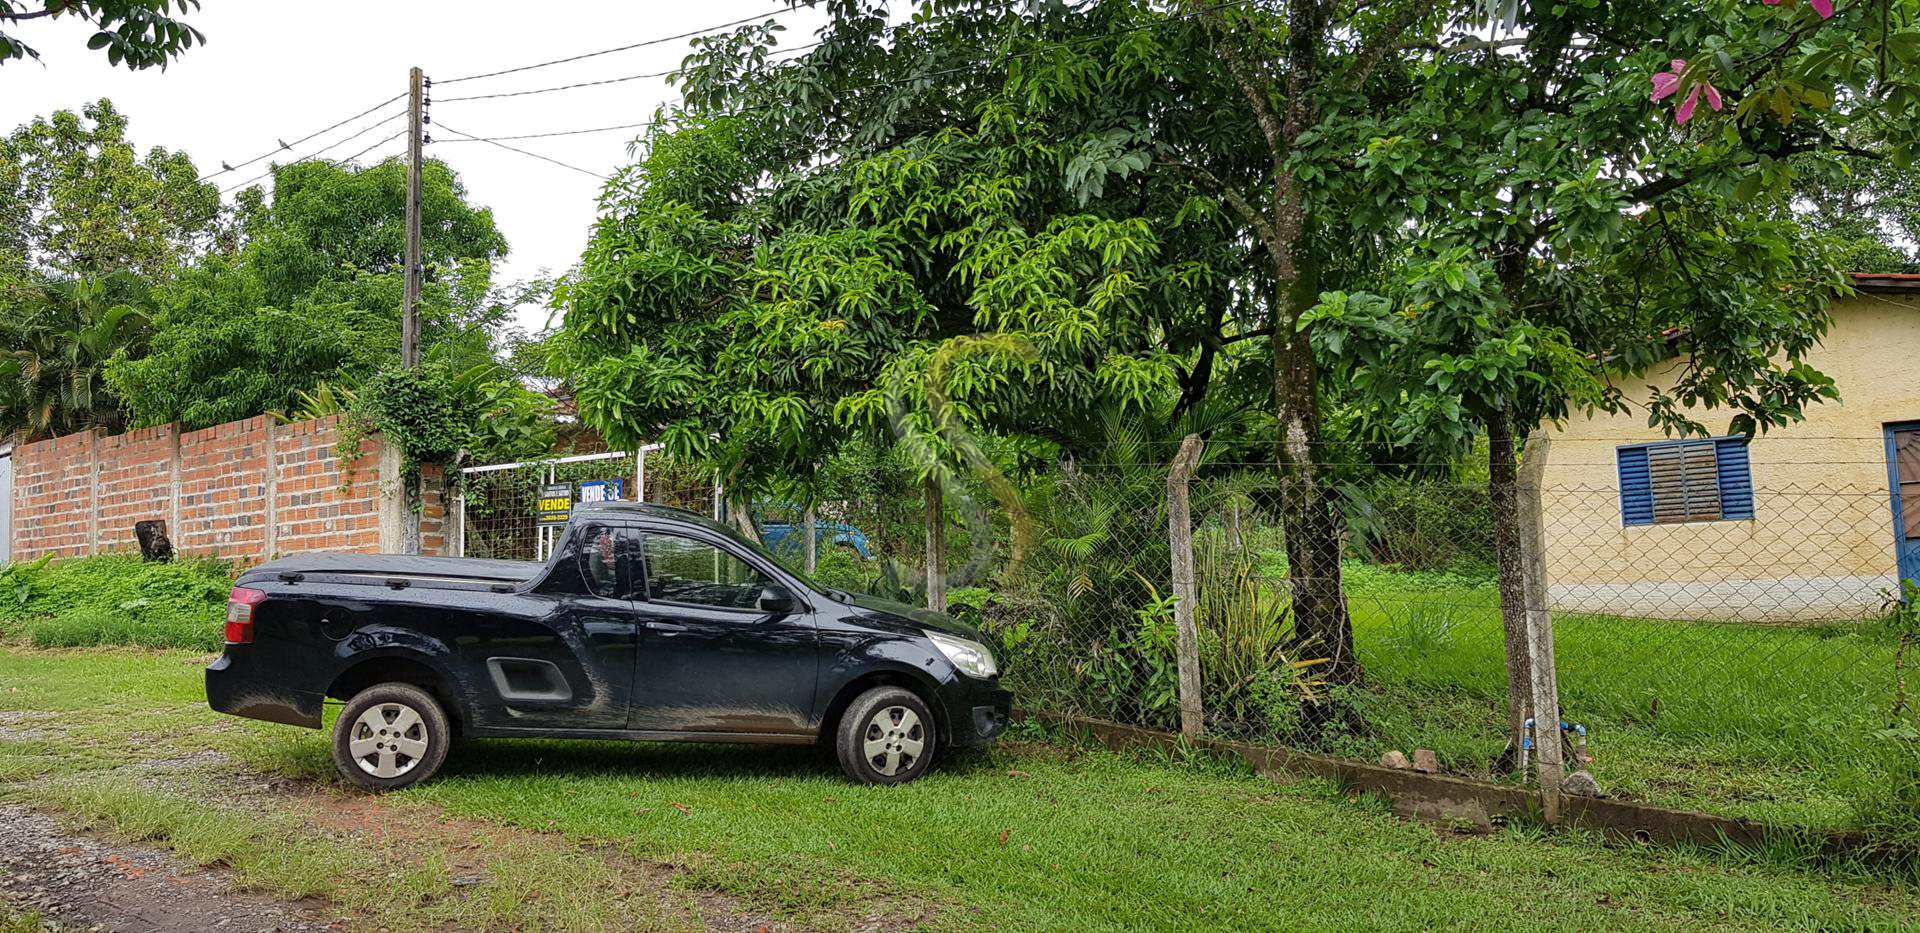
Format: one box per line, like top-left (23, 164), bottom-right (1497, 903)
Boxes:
top-left (0, 804), bottom-right (334, 932)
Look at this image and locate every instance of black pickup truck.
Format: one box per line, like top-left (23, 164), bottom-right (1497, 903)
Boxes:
top-left (206, 502), bottom-right (1011, 790)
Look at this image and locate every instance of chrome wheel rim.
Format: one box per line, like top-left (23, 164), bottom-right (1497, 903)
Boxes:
top-left (863, 705), bottom-right (925, 776)
top-left (348, 702), bottom-right (429, 778)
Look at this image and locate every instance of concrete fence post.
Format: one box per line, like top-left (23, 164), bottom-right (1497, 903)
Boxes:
top-left (1518, 429), bottom-right (1565, 821)
top-left (167, 424), bottom-right (182, 553)
top-left (377, 440), bottom-right (407, 553)
top-left (263, 419), bottom-right (279, 559)
top-left (86, 431), bottom-right (100, 556)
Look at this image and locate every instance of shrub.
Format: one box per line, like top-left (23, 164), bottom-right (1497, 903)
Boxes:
top-left (0, 553), bottom-right (231, 651)
top-left (1347, 477), bottom-right (1495, 573)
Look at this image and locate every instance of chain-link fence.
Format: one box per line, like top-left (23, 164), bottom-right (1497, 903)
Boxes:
top-left (775, 456), bottom-right (1913, 833)
top-left (450, 439), bottom-right (1917, 834)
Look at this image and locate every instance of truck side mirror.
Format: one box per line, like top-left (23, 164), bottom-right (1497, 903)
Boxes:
top-left (757, 585), bottom-right (795, 615)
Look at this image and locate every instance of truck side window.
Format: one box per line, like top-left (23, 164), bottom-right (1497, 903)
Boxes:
top-left (642, 533), bottom-right (766, 610)
top-left (580, 525), bottom-right (621, 598)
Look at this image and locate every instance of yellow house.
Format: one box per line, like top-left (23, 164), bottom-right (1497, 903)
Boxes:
top-left (1541, 274), bottom-right (1920, 622)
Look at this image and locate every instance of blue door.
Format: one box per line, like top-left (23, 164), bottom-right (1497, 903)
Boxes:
top-left (1889, 423), bottom-right (1920, 586)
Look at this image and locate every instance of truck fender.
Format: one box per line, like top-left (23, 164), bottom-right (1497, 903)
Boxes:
top-left (328, 628), bottom-right (477, 716)
top-left (818, 634), bottom-right (954, 738)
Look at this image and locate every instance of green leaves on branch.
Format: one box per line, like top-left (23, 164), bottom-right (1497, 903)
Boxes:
top-left (345, 362), bottom-right (555, 475)
top-left (2, 1), bottom-right (204, 70)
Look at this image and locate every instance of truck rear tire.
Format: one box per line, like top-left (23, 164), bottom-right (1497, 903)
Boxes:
top-left (331, 682), bottom-right (451, 792)
top-left (835, 686), bottom-right (937, 785)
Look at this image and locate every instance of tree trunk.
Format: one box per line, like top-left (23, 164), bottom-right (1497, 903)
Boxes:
top-left (1518, 427), bottom-right (1565, 819)
top-left (1274, 276), bottom-right (1360, 688)
top-left (1487, 412), bottom-right (1534, 774)
top-left (729, 493), bottom-right (761, 544)
top-left (924, 478), bottom-right (946, 612)
top-left (1166, 434), bottom-right (1207, 738)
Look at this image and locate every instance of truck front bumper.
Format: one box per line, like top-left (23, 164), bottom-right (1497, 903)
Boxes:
top-left (942, 677), bottom-right (1014, 748)
top-left (206, 651), bottom-right (324, 728)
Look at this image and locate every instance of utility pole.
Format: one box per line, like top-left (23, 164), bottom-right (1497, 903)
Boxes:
top-left (400, 66), bottom-right (427, 554)
top-left (403, 66), bottom-right (425, 368)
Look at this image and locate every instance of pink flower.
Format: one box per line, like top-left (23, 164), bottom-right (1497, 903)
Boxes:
top-left (1650, 59), bottom-right (1724, 125)
top-left (1650, 60), bottom-right (1685, 102)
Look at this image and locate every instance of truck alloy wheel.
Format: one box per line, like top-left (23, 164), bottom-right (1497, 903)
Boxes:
top-left (836, 686), bottom-right (936, 785)
top-left (331, 682), bottom-right (451, 791)
top-left (349, 702), bottom-right (430, 778)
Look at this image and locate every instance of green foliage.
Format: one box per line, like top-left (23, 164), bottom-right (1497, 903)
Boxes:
top-left (1346, 477), bottom-right (1495, 573)
top-left (353, 365), bottom-right (469, 466)
top-left (0, 553), bottom-right (229, 651)
top-left (0, 270), bottom-right (151, 438)
top-left (555, 4), bottom-right (1271, 503)
top-left (345, 360), bottom-right (555, 474)
top-left (102, 255), bottom-right (395, 428)
top-left (0, 1), bottom-right (204, 69)
top-left (104, 156), bottom-right (511, 431)
top-left (0, 98), bottom-right (221, 278)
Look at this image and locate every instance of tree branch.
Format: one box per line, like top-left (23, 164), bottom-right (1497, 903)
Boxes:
top-left (1187, 0), bottom-right (1287, 169)
top-left (1345, 0), bottom-right (1427, 91)
top-left (1156, 159), bottom-right (1280, 257)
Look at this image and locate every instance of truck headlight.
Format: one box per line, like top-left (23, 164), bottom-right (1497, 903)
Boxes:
top-left (926, 630), bottom-right (997, 679)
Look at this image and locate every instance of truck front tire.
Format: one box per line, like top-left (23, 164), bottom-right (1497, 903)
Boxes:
top-left (835, 686), bottom-right (937, 785)
top-left (331, 682), bottom-right (452, 792)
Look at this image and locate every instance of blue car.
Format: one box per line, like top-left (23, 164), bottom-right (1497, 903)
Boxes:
top-left (761, 519), bottom-right (875, 561)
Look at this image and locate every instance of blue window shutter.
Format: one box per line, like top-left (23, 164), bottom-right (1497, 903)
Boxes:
top-left (1714, 437), bottom-right (1754, 520)
top-left (1618, 446), bottom-right (1653, 525)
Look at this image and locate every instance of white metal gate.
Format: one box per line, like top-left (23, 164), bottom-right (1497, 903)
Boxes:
top-left (454, 445), bottom-right (721, 559)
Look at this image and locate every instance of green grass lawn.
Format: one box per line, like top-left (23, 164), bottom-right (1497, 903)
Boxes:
top-left (1336, 565), bottom-right (1901, 829)
top-left (4, 646), bottom-right (1918, 930)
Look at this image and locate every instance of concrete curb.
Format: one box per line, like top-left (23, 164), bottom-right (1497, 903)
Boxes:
top-left (1023, 710), bottom-right (1914, 871)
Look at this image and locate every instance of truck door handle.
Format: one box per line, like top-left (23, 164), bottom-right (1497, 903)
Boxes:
top-left (644, 620), bottom-right (688, 633)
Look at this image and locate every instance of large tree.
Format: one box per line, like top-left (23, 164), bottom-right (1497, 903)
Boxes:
top-left (1303, 0), bottom-right (1920, 769)
top-left (0, 98), bottom-right (222, 279)
top-left (103, 156), bottom-right (510, 429)
top-left (557, 3), bottom-right (1278, 511)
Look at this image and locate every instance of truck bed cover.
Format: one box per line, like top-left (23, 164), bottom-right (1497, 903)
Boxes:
top-left (238, 553), bottom-right (542, 586)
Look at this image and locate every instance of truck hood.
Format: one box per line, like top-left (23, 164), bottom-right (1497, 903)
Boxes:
top-left (840, 592), bottom-right (985, 641)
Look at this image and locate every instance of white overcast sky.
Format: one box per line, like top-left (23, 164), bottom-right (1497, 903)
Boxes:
top-left (2, 0), bottom-right (832, 333)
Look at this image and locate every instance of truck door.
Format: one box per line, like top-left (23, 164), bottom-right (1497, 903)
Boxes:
top-left (470, 522), bottom-right (640, 731)
top-left (626, 528), bottom-right (818, 735)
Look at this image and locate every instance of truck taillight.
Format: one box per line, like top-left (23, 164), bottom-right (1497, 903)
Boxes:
top-left (226, 586), bottom-right (266, 643)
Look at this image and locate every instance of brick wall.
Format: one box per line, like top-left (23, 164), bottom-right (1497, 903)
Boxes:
top-left (9, 415), bottom-right (442, 564)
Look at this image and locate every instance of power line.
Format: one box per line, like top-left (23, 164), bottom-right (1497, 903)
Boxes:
top-left (198, 92), bottom-right (406, 182)
top-left (435, 63), bottom-right (686, 103)
top-left (432, 119), bottom-right (660, 143)
top-left (433, 122), bottom-right (609, 180)
top-left (433, 1), bottom-right (1260, 148)
top-left (221, 125), bottom-right (408, 195)
top-left (436, 4), bottom-right (796, 85)
top-left (431, 6), bottom-right (933, 104)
